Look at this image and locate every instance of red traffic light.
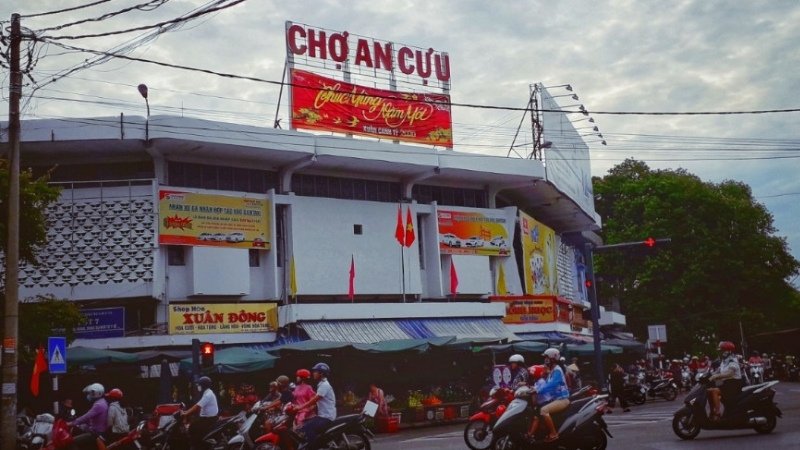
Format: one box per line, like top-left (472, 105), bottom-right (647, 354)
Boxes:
top-left (644, 237), bottom-right (656, 247)
top-left (201, 342), bottom-right (214, 355)
top-left (584, 280), bottom-right (592, 288)
top-left (201, 342), bottom-right (215, 368)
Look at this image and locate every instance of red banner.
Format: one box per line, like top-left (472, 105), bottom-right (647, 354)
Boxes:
top-left (290, 69), bottom-right (453, 148)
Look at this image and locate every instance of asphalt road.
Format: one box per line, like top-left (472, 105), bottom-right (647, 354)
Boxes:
top-left (370, 382), bottom-right (800, 449)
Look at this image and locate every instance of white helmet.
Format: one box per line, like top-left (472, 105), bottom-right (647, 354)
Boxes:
top-left (83, 383), bottom-right (105, 400)
top-left (508, 354), bottom-right (525, 365)
top-left (542, 348), bottom-right (561, 360)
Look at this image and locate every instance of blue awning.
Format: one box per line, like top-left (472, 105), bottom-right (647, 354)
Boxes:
top-left (300, 318), bottom-right (517, 344)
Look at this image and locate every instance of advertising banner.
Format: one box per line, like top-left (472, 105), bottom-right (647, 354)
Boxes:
top-left (520, 211), bottom-right (558, 295)
top-left (290, 69), bottom-right (453, 148)
top-left (491, 295), bottom-right (572, 325)
top-left (168, 303), bottom-right (278, 335)
top-left (437, 208), bottom-right (511, 256)
top-left (75, 307), bottom-right (125, 339)
top-left (158, 190), bottom-right (270, 249)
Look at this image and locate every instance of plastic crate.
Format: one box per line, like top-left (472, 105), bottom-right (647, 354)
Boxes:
top-left (375, 417), bottom-right (399, 433)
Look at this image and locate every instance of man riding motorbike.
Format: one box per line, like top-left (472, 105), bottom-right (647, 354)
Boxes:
top-left (507, 354), bottom-right (529, 387)
top-left (707, 341), bottom-right (744, 421)
top-left (296, 362), bottom-right (336, 450)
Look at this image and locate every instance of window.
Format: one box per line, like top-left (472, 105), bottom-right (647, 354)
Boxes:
top-left (354, 224), bottom-right (363, 235)
top-left (167, 162), bottom-right (278, 193)
top-left (167, 246), bottom-right (185, 266)
top-left (249, 249), bottom-right (260, 267)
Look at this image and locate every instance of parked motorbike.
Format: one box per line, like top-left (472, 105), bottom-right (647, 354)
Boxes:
top-left (681, 366), bottom-right (694, 392)
top-left (489, 385), bottom-right (612, 449)
top-left (253, 403), bottom-right (373, 450)
top-left (105, 403), bottom-right (188, 450)
top-left (463, 386), bottom-right (513, 450)
top-left (619, 381), bottom-right (647, 406)
top-left (672, 372), bottom-right (781, 440)
top-left (17, 413), bottom-right (54, 450)
top-left (644, 375), bottom-right (679, 401)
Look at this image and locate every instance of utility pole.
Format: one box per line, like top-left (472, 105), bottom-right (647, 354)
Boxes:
top-left (2, 13), bottom-right (22, 449)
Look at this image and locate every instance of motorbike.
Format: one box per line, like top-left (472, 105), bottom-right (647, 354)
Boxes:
top-left (680, 367), bottom-right (694, 392)
top-left (644, 374), bottom-right (679, 401)
top-left (618, 379), bottom-right (647, 406)
top-left (489, 385), bottom-right (611, 449)
top-left (201, 409), bottom-right (250, 450)
top-left (672, 372), bottom-right (781, 440)
top-left (749, 363), bottom-right (764, 385)
top-left (253, 403), bottom-right (373, 450)
top-left (105, 403), bottom-right (188, 450)
top-left (463, 386), bottom-right (514, 450)
top-left (17, 413), bottom-right (54, 450)
top-left (219, 399), bottom-right (271, 450)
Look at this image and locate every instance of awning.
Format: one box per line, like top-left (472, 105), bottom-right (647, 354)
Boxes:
top-left (300, 318), bottom-right (517, 344)
top-left (514, 331), bottom-right (591, 344)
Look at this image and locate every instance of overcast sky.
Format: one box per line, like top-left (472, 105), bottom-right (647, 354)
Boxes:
top-left (3, 0), bottom-right (799, 279)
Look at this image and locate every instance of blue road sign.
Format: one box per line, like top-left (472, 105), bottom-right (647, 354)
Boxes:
top-left (48, 337), bottom-right (67, 374)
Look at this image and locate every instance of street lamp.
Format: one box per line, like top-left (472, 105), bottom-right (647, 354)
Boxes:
top-left (138, 83), bottom-right (150, 142)
top-left (550, 93), bottom-right (579, 101)
top-left (545, 83), bottom-right (573, 91)
top-left (559, 104), bottom-right (589, 116)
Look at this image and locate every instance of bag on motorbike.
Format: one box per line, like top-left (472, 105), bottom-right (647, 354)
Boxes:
top-left (51, 419), bottom-right (72, 448)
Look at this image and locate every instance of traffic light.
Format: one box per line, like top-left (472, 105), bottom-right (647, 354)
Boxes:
top-left (201, 342), bottom-right (215, 368)
top-left (643, 237), bottom-right (671, 247)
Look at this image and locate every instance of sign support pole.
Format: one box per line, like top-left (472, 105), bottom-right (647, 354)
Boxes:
top-left (584, 243), bottom-right (605, 390)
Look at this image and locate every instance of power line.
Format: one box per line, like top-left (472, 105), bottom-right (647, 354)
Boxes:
top-left (21, 0), bottom-right (113, 19)
top-left (36, 0), bottom-right (172, 33)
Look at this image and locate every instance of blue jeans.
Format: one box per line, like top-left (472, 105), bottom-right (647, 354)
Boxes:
top-left (300, 416), bottom-right (332, 449)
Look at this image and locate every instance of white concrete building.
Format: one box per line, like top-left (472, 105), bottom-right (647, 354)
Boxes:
top-left (1, 115), bottom-right (623, 351)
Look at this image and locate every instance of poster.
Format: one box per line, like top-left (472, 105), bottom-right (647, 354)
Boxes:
top-left (491, 295), bottom-right (571, 324)
top-left (75, 307), bottom-right (125, 339)
top-left (520, 211), bottom-right (558, 295)
top-left (437, 208), bottom-right (511, 255)
top-left (158, 190), bottom-right (270, 249)
top-left (290, 69), bottom-right (453, 148)
top-left (168, 303), bottom-right (278, 335)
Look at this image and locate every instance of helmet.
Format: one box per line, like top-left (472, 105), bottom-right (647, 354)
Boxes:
top-left (296, 369), bottom-right (311, 379)
top-left (718, 341), bottom-right (735, 352)
top-left (198, 376), bottom-right (212, 390)
top-left (508, 354), bottom-right (525, 365)
top-left (528, 365), bottom-right (545, 379)
top-left (83, 383), bottom-right (105, 400)
top-left (106, 388), bottom-right (123, 400)
top-left (276, 375), bottom-right (291, 388)
top-left (691, 356), bottom-right (699, 360)
top-left (542, 348), bottom-right (561, 360)
top-left (312, 362), bottom-right (330, 377)
top-left (752, 351), bottom-right (759, 356)
top-left (763, 353), bottom-right (769, 358)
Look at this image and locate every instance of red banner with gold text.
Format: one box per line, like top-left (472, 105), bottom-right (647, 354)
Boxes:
top-left (290, 69), bottom-right (453, 148)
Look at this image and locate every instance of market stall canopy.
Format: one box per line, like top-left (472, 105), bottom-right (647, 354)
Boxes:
top-left (565, 343), bottom-right (623, 356)
top-left (299, 317), bottom-right (517, 344)
top-left (265, 340), bottom-right (355, 357)
top-left (179, 347), bottom-right (277, 374)
top-left (67, 346), bottom-right (139, 366)
top-left (601, 339), bottom-right (646, 353)
top-left (352, 336), bottom-right (457, 353)
top-left (475, 341), bottom-right (549, 354)
top-left (133, 350), bottom-right (192, 364)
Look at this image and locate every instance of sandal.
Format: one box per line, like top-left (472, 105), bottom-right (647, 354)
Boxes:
top-left (710, 412), bottom-right (721, 422)
top-left (544, 434), bottom-right (559, 442)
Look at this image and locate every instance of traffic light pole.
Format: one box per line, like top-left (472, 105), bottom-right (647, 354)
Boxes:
top-left (191, 339), bottom-right (200, 403)
top-left (584, 243), bottom-right (605, 390)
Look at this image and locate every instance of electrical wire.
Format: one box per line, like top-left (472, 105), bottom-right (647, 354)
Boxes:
top-left (21, 0), bottom-right (113, 19)
top-left (36, 0), bottom-right (172, 33)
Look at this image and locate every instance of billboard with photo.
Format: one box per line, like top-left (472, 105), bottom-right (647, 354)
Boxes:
top-left (158, 190), bottom-right (270, 249)
top-left (520, 211), bottom-right (558, 295)
top-left (437, 208), bottom-right (511, 256)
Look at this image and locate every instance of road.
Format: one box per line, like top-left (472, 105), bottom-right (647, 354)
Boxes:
top-left (370, 382), bottom-right (800, 449)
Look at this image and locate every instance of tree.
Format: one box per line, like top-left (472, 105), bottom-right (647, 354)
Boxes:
top-left (593, 159), bottom-right (800, 356)
top-left (17, 295), bottom-right (85, 363)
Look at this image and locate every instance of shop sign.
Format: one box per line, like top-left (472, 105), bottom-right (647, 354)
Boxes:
top-left (168, 303), bottom-right (278, 335)
top-left (493, 296), bottom-right (556, 324)
top-left (290, 70), bottom-right (452, 148)
top-left (75, 307), bottom-right (125, 339)
top-left (285, 22), bottom-right (451, 84)
top-left (437, 208), bottom-right (510, 255)
top-left (519, 211), bottom-right (558, 295)
top-left (158, 190), bottom-right (270, 249)
top-left (572, 304), bottom-right (587, 331)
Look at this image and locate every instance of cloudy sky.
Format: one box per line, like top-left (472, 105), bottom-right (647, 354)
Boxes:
top-left (3, 0), bottom-right (799, 277)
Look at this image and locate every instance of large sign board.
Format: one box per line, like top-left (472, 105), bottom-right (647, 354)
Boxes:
top-left (158, 190), bottom-right (270, 249)
top-left (491, 295), bottom-right (572, 324)
top-left (285, 22), bottom-right (451, 85)
top-left (437, 208), bottom-right (511, 256)
top-left (648, 324), bottom-right (667, 342)
top-left (75, 307), bottom-right (125, 339)
top-left (539, 86), bottom-right (597, 220)
top-left (520, 211), bottom-right (558, 295)
top-left (168, 303), bottom-right (278, 335)
top-left (290, 69), bottom-right (453, 147)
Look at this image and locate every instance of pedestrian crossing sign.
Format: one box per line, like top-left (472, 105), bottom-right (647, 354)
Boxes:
top-left (48, 336), bottom-right (67, 374)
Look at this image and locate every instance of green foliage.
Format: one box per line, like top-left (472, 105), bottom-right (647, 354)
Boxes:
top-left (593, 159), bottom-right (800, 355)
top-left (0, 160), bottom-right (62, 265)
top-left (17, 295), bottom-right (86, 363)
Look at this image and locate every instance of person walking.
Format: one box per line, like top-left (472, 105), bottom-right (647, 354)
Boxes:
top-left (607, 364), bottom-right (630, 413)
top-left (181, 376), bottom-right (219, 450)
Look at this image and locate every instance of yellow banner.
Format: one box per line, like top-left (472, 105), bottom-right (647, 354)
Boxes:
top-left (168, 303), bottom-right (278, 335)
top-left (437, 209), bottom-right (510, 256)
top-left (493, 296), bottom-right (556, 324)
top-left (158, 190), bottom-right (270, 249)
top-left (520, 212), bottom-right (557, 295)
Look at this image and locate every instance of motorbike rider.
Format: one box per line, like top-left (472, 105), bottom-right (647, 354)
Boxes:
top-left (181, 376), bottom-right (219, 450)
top-left (99, 388), bottom-right (129, 446)
top-left (536, 348), bottom-right (570, 442)
top-left (748, 351), bottom-right (763, 365)
top-left (293, 369), bottom-right (317, 427)
top-left (68, 383), bottom-right (109, 450)
top-left (524, 365), bottom-right (550, 439)
top-left (707, 341), bottom-right (744, 421)
top-left (297, 362), bottom-right (336, 450)
top-left (507, 354), bottom-right (529, 387)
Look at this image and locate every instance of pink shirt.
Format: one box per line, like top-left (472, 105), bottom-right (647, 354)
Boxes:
top-left (293, 383), bottom-right (316, 425)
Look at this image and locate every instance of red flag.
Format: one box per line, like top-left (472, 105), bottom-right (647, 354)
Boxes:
top-left (31, 343), bottom-right (48, 396)
top-left (348, 255), bottom-right (355, 300)
top-left (450, 260), bottom-right (459, 298)
top-left (394, 205), bottom-right (405, 246)
top-left (404, 206), bottom-right (415, 247)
